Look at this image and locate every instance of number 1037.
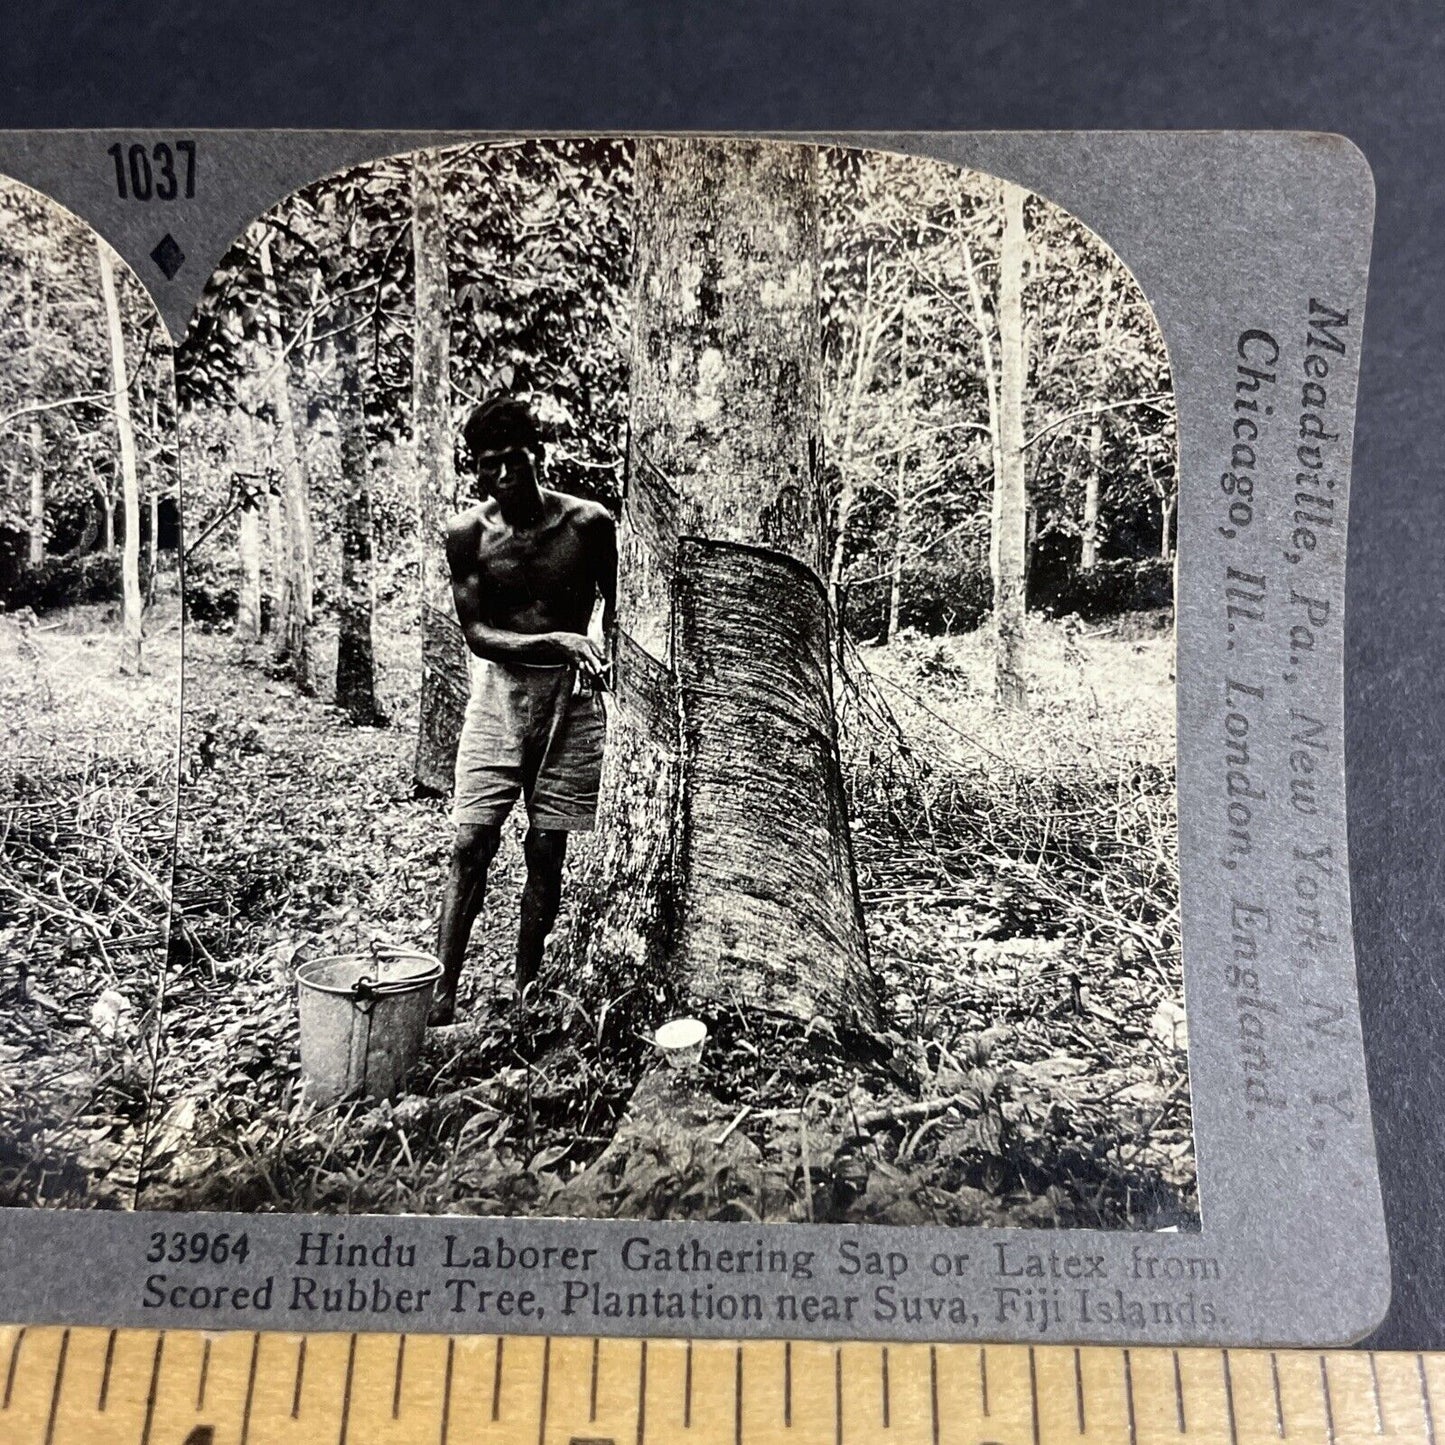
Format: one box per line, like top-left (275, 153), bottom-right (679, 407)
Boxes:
top-left (107, 140), bottom-right (196, 200)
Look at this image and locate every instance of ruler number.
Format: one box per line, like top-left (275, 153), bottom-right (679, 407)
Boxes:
top-left (107, 140), bottom-right (196, 201)
top-left (180, 1429), bottom-right (214, 1445)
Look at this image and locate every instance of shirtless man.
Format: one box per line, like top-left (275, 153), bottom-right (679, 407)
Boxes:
top-left (431, 395), bottom-right (617, 1026)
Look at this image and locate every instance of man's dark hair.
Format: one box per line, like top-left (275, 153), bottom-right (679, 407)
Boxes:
top-left (462, 395), bottom-right (543, 466)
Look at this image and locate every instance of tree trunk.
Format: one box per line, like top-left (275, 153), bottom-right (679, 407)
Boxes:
top-left (332, 297), bottom-right (379, 724)
top-left (147, 488), bottom-right (159, 607)
top-left (885, 306), bottom-right (911, 644)
top-left (97, 239), bottom-right (143, 675)
top-left (575, 138), bottom-right (878, 1032)
top-left (826, 253), bottom-right (889, 612)
top-left (410, 150), bottom-right (468, 790)
top-left (993, 181), bottom-right (1028, 711)
top-left (26, 421), bottom-right (43, 565)
top-left (1082, 419), bottom-right (1102, 569)
top-left (259, 237), bottom-right (316, 692)
top-left (236, 403), bottom-right (263, 643)
top-left (1161, 491), bottom-right (1176, 561)
top-left (145, 393), bottom-right (160, 607)
top-left (103, 496), bottom-right (115, 556)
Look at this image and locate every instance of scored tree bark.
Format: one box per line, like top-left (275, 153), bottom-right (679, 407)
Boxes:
top-left (576, 138), bottom-right (879, 1032)
top-left (410, 149), bottom-right (469, 790)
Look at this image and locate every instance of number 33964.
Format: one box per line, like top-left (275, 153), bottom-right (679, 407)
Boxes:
top-left (146, 1231), bottom-right (249, 1265)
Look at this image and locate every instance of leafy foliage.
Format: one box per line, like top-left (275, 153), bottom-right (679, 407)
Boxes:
top-left (0, 178), bottom-right (178, 598)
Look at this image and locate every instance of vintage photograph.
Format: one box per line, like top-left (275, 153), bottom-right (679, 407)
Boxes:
top-left (0, 177), bottom-right (182, 1206)
top-left (138, 137), bottom-right (1190, 1228)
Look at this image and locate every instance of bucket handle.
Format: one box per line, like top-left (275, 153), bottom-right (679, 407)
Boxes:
top-left (351, 970), bottom-right (439, 1009)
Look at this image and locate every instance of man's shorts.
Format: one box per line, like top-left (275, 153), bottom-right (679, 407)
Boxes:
top-left (452, 658), bottom-right (606, 831)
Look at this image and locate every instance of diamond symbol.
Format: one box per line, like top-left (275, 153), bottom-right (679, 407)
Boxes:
top-left (150, 233), bottom-right (185, 281)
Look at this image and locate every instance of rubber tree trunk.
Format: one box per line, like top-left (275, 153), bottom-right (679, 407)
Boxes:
top-left (332, 300), bottom-right (379, 724)
top-left (1082, 419), bottom-right (1102, 569)
top-left (410, 149), bottom-right (468, 789)
top-left (259, 238), bottom-right (316, 693)
top-left (26, 421), bottom-right (43, 565)
top-left (575, 137), bottom-right (878, 1032)
top-left (993, 181), bottom-right (1028, 711)
top-left (235, 403), bottom-right (263, 643)
top-left (97, 239), bottom-right (144, 676)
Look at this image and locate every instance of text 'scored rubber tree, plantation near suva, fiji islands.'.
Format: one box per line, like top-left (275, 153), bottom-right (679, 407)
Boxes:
top-left (573, 138), bottom-right (881, 1034)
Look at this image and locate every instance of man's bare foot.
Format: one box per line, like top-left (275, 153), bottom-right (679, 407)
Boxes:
top-left (428, 991), bottom-right (457, 1027)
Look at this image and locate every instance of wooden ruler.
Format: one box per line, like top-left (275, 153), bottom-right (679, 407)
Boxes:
top-left (0, 1326), bottom-right (1440, 1444)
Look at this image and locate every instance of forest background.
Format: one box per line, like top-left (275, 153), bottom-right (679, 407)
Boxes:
top-left (0, 140), bottom-right (1192, 1230)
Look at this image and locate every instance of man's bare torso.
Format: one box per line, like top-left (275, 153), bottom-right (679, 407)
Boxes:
top-left (452, 489), bottom-right (610, 637)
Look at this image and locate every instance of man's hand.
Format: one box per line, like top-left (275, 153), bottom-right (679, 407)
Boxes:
top-left (552, 631), bottom-right (607, 680)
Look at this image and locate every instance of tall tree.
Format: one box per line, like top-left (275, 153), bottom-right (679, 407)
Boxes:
top-left (26, 420), bottom-right (43, 564)
top-left (235, 393), bottom-right (263, 642)
top-left (97, 239), bottom-right (143, 675)
top-left (411, 150), bottom-right (468, 788)
top-left (992, 181), bottom-right (1028, 709)
top-left (1082, 419), bottom-right (1102, 569)
top-left (258, 238), bottom-right (317, 693)
top-left (575, 138), bottom-right (878, 1031)
top-left (332, 275), bottom-right (379, 724)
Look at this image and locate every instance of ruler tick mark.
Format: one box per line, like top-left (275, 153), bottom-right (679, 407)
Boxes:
top-left (338, 1333), bottom-right (357, 1445)
top-left (1419, 1354), bottom-right (1437, 1445)
top-left (1368, 1351), bottom-right (1384, 1434)
top-left (1123, 1349), bottom-right (1137, 1445)
top-left (834, 1347), bottom-right (843, 1445)
top-left (1270, 1351), bottom-right (1285, 1438)
top-left (736, 1346), bottom-right (744, 1445)
top-left (931, 1345), bottom-right (940, 1445)
top-left (637, 1339), bottom-right (648, 1445)
top-left (538, 1337), bottom-right (551, 1445)
top-left (239, 1332), bottom-right (259, 1445)
top-left (1223, 1350), bottom-right (1240, 1445)
top-left (292, 1336), bottom-right (307, 1418)
top-left (4, 1326), bottom-right (25, 1408)
top-left (684, 1340), bottom-right (692, 1428)
top-left (1073, 1347), bottom-right (1085, 1434)
top-left (592, 1337), bottom-right (600, 1423)
top-left (441, 1338), bottom-right (454, 1445)
top-left (979, 1345), bottom-right (990, 1416)
top-left (140, 1333), bottom-right (163, 1445)
top-left (99, 1327), bottom-right (117, 1411)
top-left (493, 1337), bottom-right (505, 1420)
top-left (1028, 1346), bottom-right (1041, 1445)
top-left (43, 1328), bottom-right (69, 1445)
top-left (197, 1337), bottom-right (211, 1411)
top-left (882, 1346), bottom-right (891, 1429)
top-left (785, 1341), bottom-right (792, 1428)
top-left (1319, 1355), bottom-right (1336, 1445)
top-left (393, 1335), bottom-right (405, 1420)
top-left (1172, 1349), bottom-right (1186, 1433)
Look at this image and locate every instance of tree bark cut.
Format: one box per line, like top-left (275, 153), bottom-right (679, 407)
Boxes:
top-left (97, 239), bottom-right (144, 676)
top-left (410, 150), bottom-right (468, 790)
top-left (574, 138), bottom-right (878, 1034)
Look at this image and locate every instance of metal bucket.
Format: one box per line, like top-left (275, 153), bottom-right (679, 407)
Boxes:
top-left (295, 949), bottom-right (442, 1105)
